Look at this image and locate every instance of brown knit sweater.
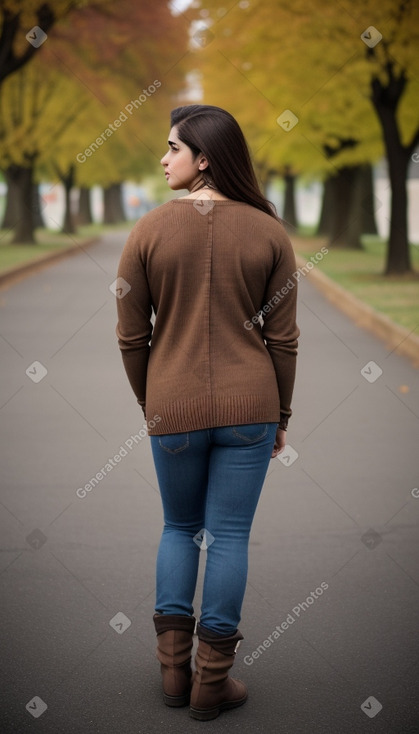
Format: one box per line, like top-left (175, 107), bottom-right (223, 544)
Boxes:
top-left (115, 199), bottom-right (299, 435)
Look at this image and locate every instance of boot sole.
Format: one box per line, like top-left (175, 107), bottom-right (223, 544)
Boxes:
top-left (189, 693), bottom-right (248, 721)
top-left (163, 692), bottom-right (190, 707)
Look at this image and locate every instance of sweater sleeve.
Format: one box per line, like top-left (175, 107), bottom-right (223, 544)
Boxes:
top-left (115, 223), bottom-right (153, 414)
top-left (261, 233), bottom-right (300, 420)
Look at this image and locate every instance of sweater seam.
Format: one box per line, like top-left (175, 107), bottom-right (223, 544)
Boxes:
top-left (208, 208), bottom-right (214, 413)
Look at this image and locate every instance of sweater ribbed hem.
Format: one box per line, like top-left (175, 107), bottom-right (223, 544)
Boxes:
top-left (147, 394), bottom-right (281, 435)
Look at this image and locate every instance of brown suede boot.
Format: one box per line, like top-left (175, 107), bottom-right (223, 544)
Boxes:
top-left (153, 613), bottom-right (196, 707)
top-left (189, 623), bottom-right (248, 720)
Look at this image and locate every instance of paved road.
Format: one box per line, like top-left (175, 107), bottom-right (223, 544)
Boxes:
top-left (1, 231), bottom-right (418, 734)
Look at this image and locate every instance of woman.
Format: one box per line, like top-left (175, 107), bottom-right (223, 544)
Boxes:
top-left (115, 104), bottom-right (299, 721)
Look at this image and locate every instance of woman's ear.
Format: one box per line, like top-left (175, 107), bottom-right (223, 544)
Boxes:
top-left (198, 155), bottom-right (209, 171)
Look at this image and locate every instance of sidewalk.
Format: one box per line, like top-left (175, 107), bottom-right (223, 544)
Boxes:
top-left (0, 231), bottom-right (418, 733)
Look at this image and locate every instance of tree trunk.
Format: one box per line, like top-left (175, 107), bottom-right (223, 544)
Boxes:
top-left (323, 165), bottom-right (377, 245)
top-left (316, 176), bottom-right (334, 236)
top-left (103, 183), bottom-right (125, 224)
top-left (283, 170), bottom-right (297, 228)
top-left (372, 95), bottom-right (412, 273)
top-left (385, 148), bottom-right (410, 274)
top-left (77, 186), bottom-right (93, 225)
top-left (60, 165), bottom-right (76, 234)
top-left (32, 184), bottom-right (45, 228)
top-left (6, 164), bottom-right (37, 244)
top-left (2, 168), bottom-right (21, 229)
top-left (344, 166), bottom-right (365, 249)
top-left (329, 166), bottom-right (362, 248)
top-left (370, 67), bottom-right (413, 274)
top-left (360, 164), bottom-right (378, 235)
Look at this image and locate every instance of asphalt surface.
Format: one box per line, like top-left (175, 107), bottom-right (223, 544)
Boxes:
top-left (1, 230), bottom-right (418, 734)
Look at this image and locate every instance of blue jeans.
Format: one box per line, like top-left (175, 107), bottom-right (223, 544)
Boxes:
top-left (150, 423), bottom-right (277, 635)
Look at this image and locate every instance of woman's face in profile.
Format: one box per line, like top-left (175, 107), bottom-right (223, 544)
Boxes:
top-left (160, 126), bottom-right (206, 191)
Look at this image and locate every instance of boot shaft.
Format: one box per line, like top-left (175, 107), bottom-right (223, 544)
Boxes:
top-left (190, 628), bottom-right (247, 720)
top-left (153, 614), bottom-right (196, 707)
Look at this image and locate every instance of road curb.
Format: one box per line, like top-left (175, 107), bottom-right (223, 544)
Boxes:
top-left (295, 253), bottom-right (419, 367)
top-left (0, 237), bottom-right (100, 289)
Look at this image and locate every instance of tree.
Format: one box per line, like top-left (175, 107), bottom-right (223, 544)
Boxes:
top-left (0, 0), bottom-right (189, 241)
top-left (189, 0), bottom-right (419, 272)
top-left (321, 164), bottom-right (378, 247)
top-left (188, 0), bottom-right (382, 240)
top-left (0, 0), bottom-right (89, 84)
top-left (103, 184), bottom-right (125, 224)
top-left (0, 60), bottom-right (88, 242)
top-left (58, 0), bottom-right (190, 213)
top-left (76, 187), bottom-right (93, 225)
top-left (283, 167), bottom-right (298, 229)
top-left (365, 4), bottom-right (419, 272)
top-left (55, 163), bottom-right (76, 234)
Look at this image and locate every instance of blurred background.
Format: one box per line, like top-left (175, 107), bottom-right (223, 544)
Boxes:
top-left (0, 0), bottom-right (418, 329)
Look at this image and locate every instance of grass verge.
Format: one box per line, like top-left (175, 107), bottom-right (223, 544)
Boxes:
top-left (0, 222), bottom-right (134, 274)
top-left (293, 233), bottom-right (419, 333)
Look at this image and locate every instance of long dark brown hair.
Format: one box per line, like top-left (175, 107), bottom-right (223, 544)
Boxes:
top-left (170, 105), bottom-right (279, 220)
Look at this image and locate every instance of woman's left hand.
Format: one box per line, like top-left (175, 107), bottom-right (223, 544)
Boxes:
top-left (271, 427), bottom-right (287, 458)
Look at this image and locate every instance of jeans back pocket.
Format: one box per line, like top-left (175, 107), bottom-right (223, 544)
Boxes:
top-left (231, 424), bottom-right (269, 444)
top-left (158, 433), bottom-right (189, 454)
